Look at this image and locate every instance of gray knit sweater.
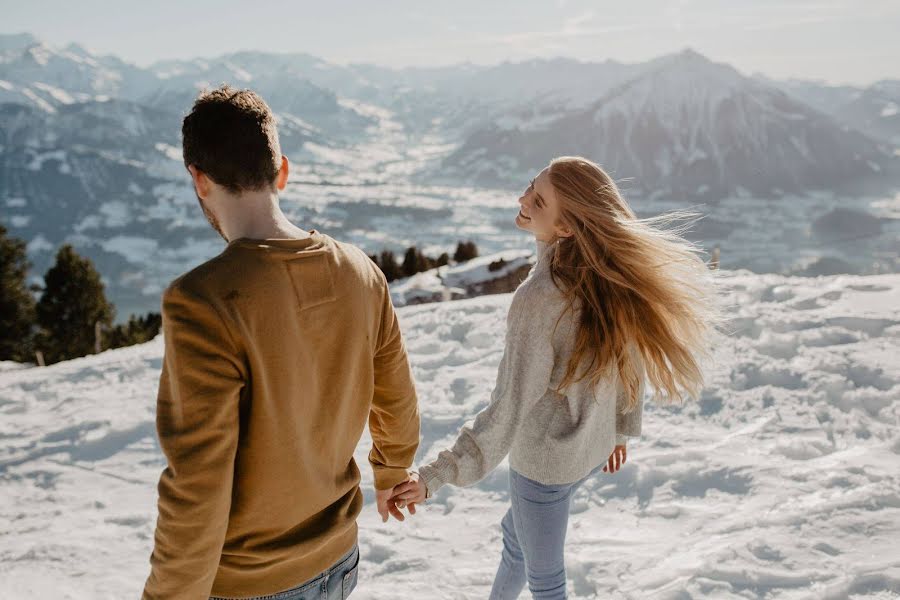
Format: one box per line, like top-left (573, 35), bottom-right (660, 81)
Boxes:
top-left (418, 238), bottom-right (645, 497)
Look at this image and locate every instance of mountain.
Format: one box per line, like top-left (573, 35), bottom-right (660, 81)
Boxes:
top-left (762, 76), bottom-right (900, 145)
top-left (833, 80), bottom-right (900, 145)
top-left (345, 57), bottom-right (645, 139)
top-left (0, 37), bottom-right (375, 141)
top-left (1, 35), bottom-right (897, 320)
top-left (439, 49), bottom-right (894, 198)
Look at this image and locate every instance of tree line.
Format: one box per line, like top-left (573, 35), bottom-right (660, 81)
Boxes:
top-left (0, 225), bottom-right (479, 366)
top-left (369, 240), bottom-right (478, 282)
top-left (0, 224), bottom-right (161, 365)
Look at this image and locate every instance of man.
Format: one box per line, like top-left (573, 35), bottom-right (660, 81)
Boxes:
top-left (142, 84), bottom-right (421, 600)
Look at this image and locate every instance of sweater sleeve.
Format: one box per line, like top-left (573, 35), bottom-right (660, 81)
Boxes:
top-left (418, 285), bottom-right (558, 497)
top-left (368, 271), bottom-right (420, 491)
top-left (142, 282), bottom-right (246, 600)
top-left (615, 343), bottom-right (645, 446)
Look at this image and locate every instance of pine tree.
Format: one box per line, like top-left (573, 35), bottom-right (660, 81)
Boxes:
top-left (35, 244), bottom-right (115, 364)
top-left (401, 247), bottom-right (418, 278)
top-left (416, 249), bottom-right (432, 273)
top-left (107, 312), bottom-right (162, 349)
top-left (379, 250), bottom-right (400, 282)
top-left (453, 240), bottom-right (479, 263)
top-left (401, 246), bottom-right (435, 277)
top-left (0, 224), bottom-right (36, 362)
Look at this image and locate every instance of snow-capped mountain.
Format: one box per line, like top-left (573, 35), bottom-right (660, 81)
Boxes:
top-left (2, 34), bottom-right (898, 321)
top-left (350, 57), bottom-right (644, 134)
top-left (833, 80), bottom-right (900, 145)
top-left (0, 36), bottom-right (375, 142)
top-left (440, 49), bottom-right (894, 198)
top-left (763, 76), bottom-right (900, 146)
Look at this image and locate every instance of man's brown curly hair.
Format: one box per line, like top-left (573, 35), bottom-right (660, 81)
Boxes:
top-left (181, 84), bottom-right (282, 193)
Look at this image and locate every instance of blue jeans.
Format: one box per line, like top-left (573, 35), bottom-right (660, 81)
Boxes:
top-left (210, 544), bottom-right (359, 600)
top-left (490, 465), bottom-right (603, 600)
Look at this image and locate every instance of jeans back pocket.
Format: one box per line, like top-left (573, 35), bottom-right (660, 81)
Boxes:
top-left (341, 550), bottom-right (359, 599)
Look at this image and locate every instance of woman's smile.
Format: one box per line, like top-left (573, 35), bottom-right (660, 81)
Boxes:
top-left (518, 209), bottom-right (531, 221)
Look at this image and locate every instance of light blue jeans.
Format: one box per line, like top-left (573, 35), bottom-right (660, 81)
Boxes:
top-left (489, 464), bottom-right (603, 600)
top-left (209, 544), bottom-right (359, 600)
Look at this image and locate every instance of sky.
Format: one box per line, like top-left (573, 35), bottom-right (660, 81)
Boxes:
top-left (2, 0), bottom-right (899, 86)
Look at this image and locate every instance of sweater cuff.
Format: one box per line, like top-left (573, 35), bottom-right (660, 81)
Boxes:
top-left (418, 455), bottom-right (454, 498)
top-left (372, 466), bottom-right (412, 491)
top-left (615, 433), bottom-right (628, 446)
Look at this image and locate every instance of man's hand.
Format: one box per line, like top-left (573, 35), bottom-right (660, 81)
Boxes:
top-left (602, 444), bottom-right (627, 473)
top-left (376, 478), bottom-right (416, 523)
top-left (390, 471), bottom-right (427, 510)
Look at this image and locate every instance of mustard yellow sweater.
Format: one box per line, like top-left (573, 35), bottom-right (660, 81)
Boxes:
top-left (142, 231), bottom-right (420, 599)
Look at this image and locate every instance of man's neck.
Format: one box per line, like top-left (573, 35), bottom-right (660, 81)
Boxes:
top-left (225, 218), bottom-right (311, 241)
top-left (221, 197), bottom-right (311, 242)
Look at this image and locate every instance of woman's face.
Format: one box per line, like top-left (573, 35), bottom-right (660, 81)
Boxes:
top-left (515, 167), bottom-right (572, 242)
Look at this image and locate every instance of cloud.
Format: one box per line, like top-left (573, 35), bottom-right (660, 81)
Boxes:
top-left (484, 23), bottom-right (649, 48)
top-left (563, 11), bottom-right (595, 32)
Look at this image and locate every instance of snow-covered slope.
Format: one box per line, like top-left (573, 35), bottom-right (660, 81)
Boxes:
top-left (1, 270), bottom-right (898, 598)
top-left (389, 247), bottom-right (534, 306)
top-left (766, 76), bottom-right (900, 146)
top-left (833, 80), bottom-right (900, 146)
top-left (441, 49), bottom-right (894, 198)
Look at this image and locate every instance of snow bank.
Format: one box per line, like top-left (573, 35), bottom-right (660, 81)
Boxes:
top-left (0, 270), bottom-right (898, 598)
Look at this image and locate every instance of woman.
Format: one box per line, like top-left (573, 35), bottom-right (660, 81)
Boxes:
top-left (392, 156), bottom-right (725, 599)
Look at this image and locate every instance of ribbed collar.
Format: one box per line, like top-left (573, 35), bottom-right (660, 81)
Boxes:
top-left (534, 237), bottom-right (556, 271)
top-left (225, 229), bottom-right (329, 257)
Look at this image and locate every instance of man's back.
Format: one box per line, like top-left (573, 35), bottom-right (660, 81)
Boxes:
top-left (143, 231), bottom-right (419, 599)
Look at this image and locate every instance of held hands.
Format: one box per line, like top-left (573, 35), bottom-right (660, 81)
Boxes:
top-left (375, 471), bottom-right (426, 523)
top-left (377, 448), bottom-right (624, 523)
top-left (391, 472), bottom-right (427, 508)
top-left (602, 444), bottom-right (627, 473)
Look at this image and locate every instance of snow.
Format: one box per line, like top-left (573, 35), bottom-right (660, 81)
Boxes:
top-left (24, 234), bottom-right (53, 253)
top-left (440, 249), bottom-right (532, 289)
top-left (881, 102), bottom-right (898, 118)
top-left (0, 361), bottom-right (30, 373)
top-left (153, 142), bottom-right (182, 162)
top-left (127, 182), bottom-right (144, 195)
top-left (1, 270), bottom-right (898, 598)
top-left (26, 149), bottom-right (67, 172)
top-left (100, 236), bottom-right (160, 265)
top-left (31, 82), bottom-right (75, 104)
top-left (98, 201), bottom-right (130, 228)
top-left (389, 248), bottom-right (534, 307)
top-left (20, 87), bottom-right (55, 113)
top-left (389, 269), bottom-right (451, 306)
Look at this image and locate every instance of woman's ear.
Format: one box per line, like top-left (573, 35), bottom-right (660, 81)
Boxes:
top-left (556, 223), bottom-right (574, 238)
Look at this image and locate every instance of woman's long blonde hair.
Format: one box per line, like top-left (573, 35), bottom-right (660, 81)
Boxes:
top-left (546, 156), bottom-right (727, 412)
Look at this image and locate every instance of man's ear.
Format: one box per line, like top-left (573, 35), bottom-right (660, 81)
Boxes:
top-left (187, 164), bottom-right (211, 199)
top-left (275, 155), bottom-right (289, 191)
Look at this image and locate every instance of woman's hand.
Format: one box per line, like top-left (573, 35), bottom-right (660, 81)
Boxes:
top-left (602, 444), bottom-right (627, 473)
top-left (391, 471), bottom-right (427, 510)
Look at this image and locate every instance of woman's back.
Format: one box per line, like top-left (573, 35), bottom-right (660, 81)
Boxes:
top-left (508, 238), bottom-right (644, 484)
top-left (418, 237), bottom-right (644, 495)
